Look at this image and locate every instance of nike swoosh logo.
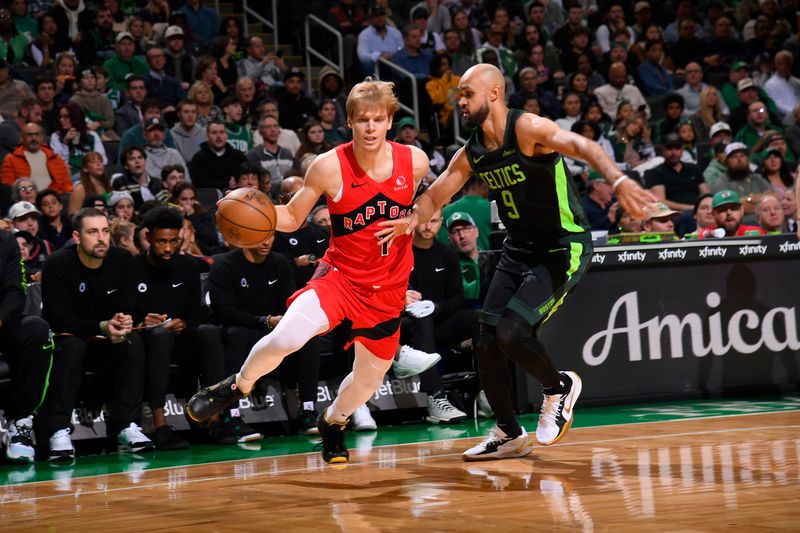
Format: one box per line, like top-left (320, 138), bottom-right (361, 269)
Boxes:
top-left (316, 239), bottom-right (326, 243)
top-left (268, 279), bottom-right (278, 285)
top-left (473, 154), bottom-right (486, 163)
top-left (107, 289), bottom-right (117, 294)
top-left (351, 182), bottom-right (366, 188)
top-left (502, 149), bottom-right (515, 157)
top-left (435, 267), bottom-right (445, 272)
top-left (461, 269), bottom-right (469, 274)
top-left (172, 282), bottom-right (183, 288)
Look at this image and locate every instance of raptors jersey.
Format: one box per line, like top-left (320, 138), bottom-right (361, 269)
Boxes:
top-left (323, 141), bottom-right (415, 290)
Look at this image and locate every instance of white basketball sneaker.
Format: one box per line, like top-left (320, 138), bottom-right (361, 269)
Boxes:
top-left (392, 345), bottom-right (441, 379)
top-left (463, 426), bottom-right (534, 461)
top-left (351, 404), bottom-right (377, 431)
top-left (535, 371), bottom-right (582, 446)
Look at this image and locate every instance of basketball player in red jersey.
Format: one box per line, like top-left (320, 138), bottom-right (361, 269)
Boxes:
top-left (187, 79), bottom-right (430, 464)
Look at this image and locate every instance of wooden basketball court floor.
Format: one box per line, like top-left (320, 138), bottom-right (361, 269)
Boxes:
top-left (0, 397), bottom-right (798, 532)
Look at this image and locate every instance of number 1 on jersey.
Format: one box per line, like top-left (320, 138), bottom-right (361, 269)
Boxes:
top-left (381, 240), bottom-right (389, 256)
top-left (501, 190), bottom-right (520, 219)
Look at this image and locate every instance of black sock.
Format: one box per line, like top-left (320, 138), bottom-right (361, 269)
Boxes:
top-left (497, 421), bottom-right (522, 439)
top-left (543, 372), bottom-right (571, 395)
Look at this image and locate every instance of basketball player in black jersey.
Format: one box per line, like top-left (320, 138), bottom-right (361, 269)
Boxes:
top-left (379, 64), bottom-right (656, 460)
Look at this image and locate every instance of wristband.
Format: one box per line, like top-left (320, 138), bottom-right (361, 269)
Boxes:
top-left (612, 175), bottom-right (629, 191)
top-left (100, 320), bottom-right (110, 336)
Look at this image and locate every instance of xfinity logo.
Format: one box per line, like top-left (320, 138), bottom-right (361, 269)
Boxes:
top-left (738, 244), bottom-right (767, 256)
top-left (583, 291), bottom-right (800, 366)
top-left (617, 251), bottom-right (646, 263)
top-left (658, 249), bottom-right (686, 260)
top-left (591, 253), bottom-right (606, 264)
top-left (779, 240), bottom-right (800, 253)
top-left (698, 246), bottom-right (727, 258)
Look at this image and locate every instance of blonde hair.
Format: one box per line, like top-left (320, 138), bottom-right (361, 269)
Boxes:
top-left (698, 86), bottom-right (723, 128)
top-left (110, 218), bottom-right (136, 246)
top-left (346, 78), bottom-right (400, 119)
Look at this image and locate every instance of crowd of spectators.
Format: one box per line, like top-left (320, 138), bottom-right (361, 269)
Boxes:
top-left (0, 0), bottom-right (800, 464)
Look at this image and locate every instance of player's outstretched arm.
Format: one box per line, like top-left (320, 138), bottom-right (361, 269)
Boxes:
top-left (274, 151), bottom-right (338, 232)
top-left (377, 147), bottom-right (471, 246)
top-left (519, 114), bottom-right (657, 218)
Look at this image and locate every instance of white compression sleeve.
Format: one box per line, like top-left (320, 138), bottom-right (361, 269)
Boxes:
top-left (237, 289), bottom-right (330, 393)
top-left (326, 343), bottom-right (393, 424)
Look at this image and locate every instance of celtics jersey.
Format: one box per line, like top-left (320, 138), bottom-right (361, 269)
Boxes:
top-left (465, 108), bottom-right (589, 246)
top-left (225, 123), bottom-right (253, 154)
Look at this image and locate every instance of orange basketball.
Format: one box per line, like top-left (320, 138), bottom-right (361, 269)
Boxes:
top-left (216, 187), bottom-right (277, 247)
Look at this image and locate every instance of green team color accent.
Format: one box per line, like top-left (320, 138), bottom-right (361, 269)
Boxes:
top-left (1, 395), bottom-right (797, 486)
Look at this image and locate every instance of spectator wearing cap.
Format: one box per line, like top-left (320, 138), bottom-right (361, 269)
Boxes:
top-left (393, 116), bottom-right (445, 176)
top-left (109, 190), bottom-right (135, 221)
top-left (757, 143), bottom-right (794, 197)
top-left (755, 192), bottom-right (786, 234)
top-left (112, 145), bottom-right (166, 208)
top-left (143, 45), bottom-right (185, 111)
top-left (763, 50), bottom-right (800, 126)
top-left (9, 200), bottom-right (52, 263)
top-left (76, 5), bottom-right (115, 65)
top-left (641, 202), bottom-right (680, 236)
top-left (179, 0), bottom-right (218, 46)
top-left (36, 188), bottom-right (73, 250)
top-left (275, 68), bottom-right (319, 133)
top-left (645, 132), bottom-right (709, 212)
top-left (445, 212), bottom-right (485, 303)
top-left (143, 116), bottom-right (189, 184)
top-left (69, 67), bottom-right (116, 138)
top-left (721, 62), bottom-right (755, 111)
top-left (728, 77), bottom-right (781, 133)
top-left (595, 62), bottom-right (650, 121)
top-left (636, 40), bottom-right (674, 97)
top-left (237, 36), bottom-right (285, 90)
top-left (163, 25), bottom-right (197, 90)
top-left (698, 190), bottom-right (766, 238)
top-left (581, 171), bottom-right (616, 231)
top-left (188, 121), bottom-right (246, 191)
top-left (103, 32), bottom-right (149, 92)
top-left (357, 6), bottom-right (403, 77)
top-left (221, 95), bottom-right (253, 154)
top-left (711, 142), bottom-right (771, 221)
top-left (1, 122), bottom-right (72, 194)
top-left (118, 99), bottom-right (177, 161)
top-left (703, 139), bottom-right (730, 190)
top-left (734, 100), bottom-right (784, 150)
top-left (0, 58), bottom-right (34, 116)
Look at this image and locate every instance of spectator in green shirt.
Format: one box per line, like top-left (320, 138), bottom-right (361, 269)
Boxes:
top-left (102, 32), bottom-right (148, 92)
top-left (437, 175), bottom-right (492, 250)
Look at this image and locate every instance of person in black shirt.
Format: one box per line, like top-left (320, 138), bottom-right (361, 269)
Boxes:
top-left (207, 236), bottom-right (295, 438)
top-left (0, 230), bottom-right (52, 463)
top-left (40, 208), bottom-right (153, 461)
top-left (644, 132), bottom-right (709, 212)
top-left (131, 207), bottom-right (227, 449)
top-left (36, 189), bottom-right (73, 250)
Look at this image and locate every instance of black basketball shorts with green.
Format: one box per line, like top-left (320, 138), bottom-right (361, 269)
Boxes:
top-left (466, 109), bottom-right (592, 434)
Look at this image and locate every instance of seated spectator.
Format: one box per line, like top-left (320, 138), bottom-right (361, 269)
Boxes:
top-left (706, 15), bottom-right (751, 70)
top-left (426, 54), bottom-right (460, 132)
top-left (187, 80), bottom-right (222, 128)
top-left (611, 114), bottom-right (656, 172)
top-left (356, 7), bottom-right (403, 77)
top-left (188, 122), bottom-right (246, 191)
top-left (110, 217), bottom-right (139, 255)
top-left (131, 206), bottom-right (228, 448)
top-left (221, 95), bottom-right (253, 154)
top-left (595, 2), bottom-right (634, 54)
top-left (247, 117), bottom-right (295, 199)
top-left (1, 123), bottom-right (72, 194)
top-left (143, 117), bottom-right (189, 183)
top-left (556, 92), bottom-right (582, 131)
top-left (755, 192), bottom-right (786, 234)
top-left (169, 182), bottom-right (220, 254)
top-left (77, 5), bottom-right (115, 65)
top-left (568, 120), bottom-right (618, 177)
top-left (68, 151), bottom-right (112, 215)
top-left (252, 98), bottom-right (301, 156)
top-left (69, 67), bottom-right (116, 140)
top-left (559, 26), bottom-right (595, 77)
top-left (10, 200), bottom-right (52, 261)
top-left (729, 78), bottom-right (781, 134)
top-left (40, 208), bottom-right (153, 461)
top-left (179, 0), bottom-right (218, 46)
top-left (234, 77), bottom-right (258, 128)
top-left (710, 142), bottom-right (771, 221)
top-left (782, 187), bottom-right (797, 233)
top-left (595, 62), bottom-right (650, 122)
top-left (473, 23), bottom-right (516, 77)
top-left (118, 99), bottom-right (177, 159)
top-left (115, 75), bottom-right (148, 137)
top-left (327, 0), bottom-right (368, 75)
top-left (103, 32), bottom-right (149, 92)
top-left (0, 6), bottom-right (31, 66)
top-left (237, 36), bottom-right (285, 90)
top-left (51, 51), bottom-right (77, 105)
top-left (196, 55), bottom-right (228, 103)
top-left (113, 146), bottom-right (166, 208)
top-left (318, 98), bottom-right (348, 146)
top-left (140, 0), bottom-right (171, 42)
top-left (581, 171), bottom-right (615, 231)
top-left (645, 133), bottom-right (709, 212)
top-left (35, 77), bottom-right (59, 136)
top-left (393, 117), bottom-right (445, 176)
top-left (171, 99), bottom-right (205, 163)
top-left (392, 23), bottom-right (434, 79)
top-left (163, 25), bottom-right (197, 91)
top-left (94, 66), bottom-right (122, 112)
top-left (677, 120), bottom-right (701, 166)
top-left (690, 86), bottom-right (728, 144)
top-left (508, 66), bottom-right (559, 119)
top-left (29, 13), bottom-right (73, 68)
top-left (441, 28), bottom-right (473, 77)
top-left (734, 99), bottom-right (784, 150)
top-left (630, 24), bottom-right (674, 69)
top-left (610, 205), bottom-right (643, 235)
top-left (294, 120), bottom-right (330, 166)
top-left (11, 176), bottom-right (37, 204)
top-left (160, 163), bottom-right (186, 197)
top-left (640, 202), bottom-right (679, 236)
top-left (654, 94), bottom-right (684, 144)
top-left (758, 146), bottom-right (794, 197)
top-left (275, 68), bottom-right (319, 133)
top-left (0, 229), bottom-right (52, 463)
top-left (109, 190), bottom-right (135, 222)
top-left (144, 45), bottom-right (185, 111)
top-left (315, 67), bottom-right (347, 127)
top-left (698, 190), bottom-right (766, 238)
top-left (785, 104), bottom-right (800, 158)
top-left (209, 35), bottom-right (239, 91)
top-left (50, 103), bottom-right (107, 176)
top-left (0, 58), bottom-right (33, 116)
top-left (36, 188), bottom-right (73, 250)
top-left (680, 193), bottom-right (715, 239)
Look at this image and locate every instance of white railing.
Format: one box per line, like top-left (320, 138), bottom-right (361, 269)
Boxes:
top-left (375, 58), bottom-right (419, 128)
top-left (304, 15), bottom-right (344, 96)
top-left (243, 0), bottom-right (278, 52)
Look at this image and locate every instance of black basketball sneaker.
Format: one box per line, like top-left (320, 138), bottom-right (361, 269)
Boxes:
top-left (316, 413), bottom-right (349, 464)
top-left (186, 374), bottom-right (246, 423)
